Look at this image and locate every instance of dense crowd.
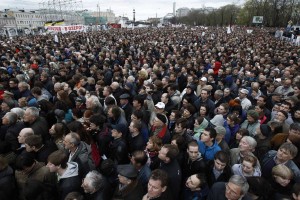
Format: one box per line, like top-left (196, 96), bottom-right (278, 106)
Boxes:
top-left (0, 26), bottom-right (300, 200)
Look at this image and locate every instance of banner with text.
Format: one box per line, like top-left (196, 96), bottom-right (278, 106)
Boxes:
top-left (45, 25), bottom-right (86, 34)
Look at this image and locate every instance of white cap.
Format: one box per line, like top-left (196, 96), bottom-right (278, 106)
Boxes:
top-left (155, 102), bottom-right (165, 109)
top-left (200, 77), bottom-right (207, 82)
top-left (240, 89), bottom-right (249, 95)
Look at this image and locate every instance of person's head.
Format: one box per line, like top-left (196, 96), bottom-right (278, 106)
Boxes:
top-left (272, 164), bottom-right (293, 187)
top-left (18, 128), bottom-right (34, 144)
top-left (235, 128), bottom-right (249, 141)
top-left (256, 95), bottom-right (267, 107)
top-left (239, 136), bottom-right (257, 153)
top-left (1, 100), bottom-right (14, 111)
top-left (246, 110), bottom-right (259, 123)
top-left (174, 118), bottom-right (188, 135)
top-left (214, 151), bottom-right (229, 171)
top-left (24, 135), bottom-right (43, 152)
top-left (225, 175), bottom-right (249, 200)
top-left (217, 103), bottom-right (229, 115)
top-left (199, 104), bottom-right (209, 116)
top-left (183, 104), bottom-right (196, 118)
top-left (153, 113), bottom-right (167, 128)
top-left (129, 120), bottom-right (142, 134)
top-left (23, 107), bottom-right (39, 124)
top-left (238, 88), bottom-right (249, 99)
top-left (107, 105), bottom-right (121, 119)
top-left (200, 89), bottom-right (209, 100)
top-left (47, 150), bottom-right (68, 173)
top-left (81, 170), bottom-right (105, 194)
top-left (146, 135), bottom-right (162, 152)
top-left (292, 183), bottom-right (300, 200)
top-left (111, 124), bottom-right (126, 139)
top-left (246, 177), bottom-right (272, 200)
top-left (160, 93), bottom-right (170, 104)
top-left (64, 192), bottom-right (84, 200)
top-left (185, 173), bottom-right (207, 191)
top-left (274, 110), bottom-right (288, 123)
top-left (276, 142), bottom-right (298, 162)
top-left (280, 101), bottom-right (292, 113)
top-left (63, 132), bottom-right (81, 151)
top-left (169, 110), bottom-right (181, 121)
top-left (2, 112), bottom-right (17, 126)
top-left (117, 164), bottom-right (138, 185)
top-left (89, 114), bottom-right (105, 130)
top-left (241, 155), bottom-right (257, 175)
top-left (15, 153), bottom-right (36, 172)
top-left (147, 169), bottom-right (168, 198)
top-left (158, 144), bottom-right (179, 163)
top-left (200, 127), bottom-right (217, 144)
top-left (132, 95), bottom-right (144, 109)
top-left (186, 141), bottom-right (199, 161)
top-left (130, 150), bottom-right (148, 169)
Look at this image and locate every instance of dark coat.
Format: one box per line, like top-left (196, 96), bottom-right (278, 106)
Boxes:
top-left (128, 133), bottom-right (145, 154)
top-left (0, 166), bottom-right (16, 200)
top-left (29, 117), bottom-right (50, 143)
top-left (159, 159), bottom-right (182, 200)
top-left (35, 141), bottom-right (58, 164)
top-left (182, 155), bottom-right (207, 181)
top-left (113, 180), bottom-right (144, 200)
top-left (207, 160), bottom-right (232, 188)
top-left (4, 121), bottom-right (25, 151)
top-left (108, 138), bottom-right (130, 165)
top-left (207, 182), bottom-right (252, 200)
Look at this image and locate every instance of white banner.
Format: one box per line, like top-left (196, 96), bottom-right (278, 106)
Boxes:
top-left (45, 25), bottom-right (86, 34)
top-left (252, 16), bottom-right (263, 24)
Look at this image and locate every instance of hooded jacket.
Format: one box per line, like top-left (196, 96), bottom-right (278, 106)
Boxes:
top-left (193, 118), bottom-right (209, 141)
top-left (58, 162), bottom-right (81, 200)
top-left (70, 141), bottom-right (95, 178)
top-left (198, 141), bottom-right (221, 161)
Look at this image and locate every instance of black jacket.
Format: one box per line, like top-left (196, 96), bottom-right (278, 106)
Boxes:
top-left (206, 160), bottom-right (232, 188)
top-left (108, 138), bottom-right (129, 164)
top-left (159, 159), bottom-right (182, 200)
top-left (29, 117), bottom-right (50, 143)
top-left (0, 166), bottom-right (16, 200)
top-left (128, 133), bottom-right (145, 154)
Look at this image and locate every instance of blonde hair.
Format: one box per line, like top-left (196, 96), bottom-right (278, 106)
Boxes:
top-left (272, 164), bottom-right (293, 180)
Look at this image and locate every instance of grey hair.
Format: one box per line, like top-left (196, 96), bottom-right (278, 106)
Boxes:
top-left (11, 107), bottom-right (25, 119)
top-left (85, 170), bottom-right (105, 191)
top-left (127, 76), bottom-right (135, 82)
top-left (214, 90), bottom-right (224, 97)
top-left (26, 107), bottom-right (40, 118)
top-left (229, 175), bottom-right (249, 196)
top-left (88, 95), bottom-right (102, 108)
top-left (4, 112), bottom-right (18, 125)
top-left (18, 81), bottom-right (30, 89)
top-left (67, 132), bottom-right (81, 146)
top-left (242, 136), bottom-right (257, 150)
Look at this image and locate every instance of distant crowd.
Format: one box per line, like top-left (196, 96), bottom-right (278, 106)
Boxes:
top-left (0, 26), bottom-right (300, 200)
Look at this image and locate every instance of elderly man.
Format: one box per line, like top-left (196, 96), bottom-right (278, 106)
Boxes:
top-left (63, 132), bottom-right (95, 178)
top-left (208, 175), bottom-right (251, 200)
top-left (230, 136), bottom-right (257, 166)
top-left (23, 107), bottom-right (49, 142)
top-left (235, 88), bottom-right (252, 111)
top-left (81, 170), bottom-right (111, 200)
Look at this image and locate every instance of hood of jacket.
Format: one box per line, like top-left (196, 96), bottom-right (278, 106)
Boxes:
top-left (60, 161), bottom-right (79, 179)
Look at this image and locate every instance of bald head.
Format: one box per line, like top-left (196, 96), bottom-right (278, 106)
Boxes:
top-left (18, 128), bottom-right (34, 144)
top-left (110, 82), bottom-right (119, 90)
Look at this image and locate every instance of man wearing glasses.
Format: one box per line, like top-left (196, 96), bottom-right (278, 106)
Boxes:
top-left (207, 175), bottom-right (251, 200)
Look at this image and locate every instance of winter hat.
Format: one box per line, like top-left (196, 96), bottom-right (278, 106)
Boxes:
top-left (210, 114), bottom-right (224, 127)
top-left (247, 110), bottom-right (259, 121)
top-left (260, 124), bottom-right (271, 137)
top-left (156, 113), bottom-right (167, 124)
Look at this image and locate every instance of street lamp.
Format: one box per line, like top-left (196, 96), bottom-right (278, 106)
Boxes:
top-left (133, 9), bottom-right (135, 29)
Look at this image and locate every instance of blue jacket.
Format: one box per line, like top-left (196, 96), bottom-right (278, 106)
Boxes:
top-left (198, 141), bottom-right (221, 161)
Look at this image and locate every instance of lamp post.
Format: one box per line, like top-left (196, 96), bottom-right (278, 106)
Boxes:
top-left (133, 9), bottom-right (135, 29)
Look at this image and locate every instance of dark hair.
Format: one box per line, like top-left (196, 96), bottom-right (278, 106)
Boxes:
top-left (15, 153), bottom-right (35, 170)
top-left (47, 150), bottom-right (68, 169)
top-left (31, 87), bottom-right (42, 96)
top-left (25, 135), bottom-right (43, 149)
top-left (214, 150), bottom-right (229, 164)
top-left (133, 95), bottom-right (144, 106)
top-left (131, 150), bottom-right (148, 166)
top-left (132, 110), bottom-right (143, 120)
top-left (163, 144), bottom-right (179, 160)
top-left (204, 127), bottom-right (217, 140)
top-left (293, 183), bottom-right (300, 197)
top-left (171, 134), bottom-right (185, 151)
top-left (196, 173), bottom-right (207, 189)
top-left (64, 192), bottom-right (84, 200)
top-left (89, 114), bottom-right (106, 127)
top-left (176, 118), bottom-right (188, 129)
top-left (150, 169), bottom-right (168, 188)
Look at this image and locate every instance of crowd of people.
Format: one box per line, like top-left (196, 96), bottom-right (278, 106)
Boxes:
top-left (0, 26), bottom-right (300, 200)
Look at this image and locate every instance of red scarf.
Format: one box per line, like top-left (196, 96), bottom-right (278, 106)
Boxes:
top-left (151, 125), bottom-right (167, 139)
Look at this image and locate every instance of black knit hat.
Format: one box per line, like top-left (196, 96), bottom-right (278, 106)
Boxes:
top-left (260, 124), bottom-right (271, 137)
top-left (156, 113), bottom-right (167, 124)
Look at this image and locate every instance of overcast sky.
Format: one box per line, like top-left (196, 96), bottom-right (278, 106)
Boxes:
top-left (2, 0), bottom-right (244, 20)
